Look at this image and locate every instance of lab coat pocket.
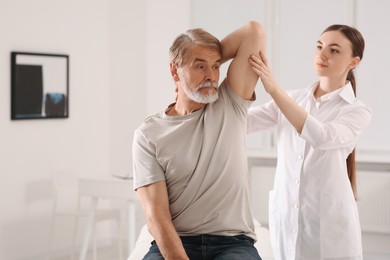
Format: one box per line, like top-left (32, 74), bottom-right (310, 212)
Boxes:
top-left (268, 189), bottom-right (281, 259)
top-left (320, 193), bottom-right (362, 258)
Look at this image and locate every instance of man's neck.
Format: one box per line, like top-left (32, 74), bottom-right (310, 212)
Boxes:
top-left (166, 101), bottom-right (205, 116)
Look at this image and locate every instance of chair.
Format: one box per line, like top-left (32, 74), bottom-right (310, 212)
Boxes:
top-left (47, 172), bottom-right (123, 260)
top-left (127, 218), bottom-right (274, 260)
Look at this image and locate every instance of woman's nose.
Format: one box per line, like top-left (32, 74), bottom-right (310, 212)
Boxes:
top-left (319, 49), bottom-right (327, 60)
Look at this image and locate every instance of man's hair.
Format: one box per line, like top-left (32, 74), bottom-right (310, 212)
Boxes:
top-left (169, 28), bottom-right (222, 67)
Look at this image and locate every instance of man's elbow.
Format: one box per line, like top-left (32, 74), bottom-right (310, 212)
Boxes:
top-left (245, 20), bottom-right (265, 39)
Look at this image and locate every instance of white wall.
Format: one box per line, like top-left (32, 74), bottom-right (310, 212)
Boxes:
top-left (0, 0), bottom-right (129, 259)
top-left (108, 0), bottom-right (147, 178)
top-left (0, 0), bottom-right (111, 258)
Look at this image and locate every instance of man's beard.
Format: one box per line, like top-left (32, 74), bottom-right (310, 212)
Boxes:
top-left (182, 81), bottom-right (219, 104)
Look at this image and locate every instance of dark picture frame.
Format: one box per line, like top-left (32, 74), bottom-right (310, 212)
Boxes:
top-left (11, 52), bottom-right (69, 120)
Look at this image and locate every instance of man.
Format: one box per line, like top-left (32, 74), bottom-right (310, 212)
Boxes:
top-left (132, 21), bottom-right (264, 260)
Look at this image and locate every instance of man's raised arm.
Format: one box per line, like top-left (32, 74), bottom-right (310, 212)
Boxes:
top-left (221, 21), bottom-right (265, 100)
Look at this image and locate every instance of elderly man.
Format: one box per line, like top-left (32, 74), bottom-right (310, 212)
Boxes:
top-left (132, 21), bottom-right (264, 260)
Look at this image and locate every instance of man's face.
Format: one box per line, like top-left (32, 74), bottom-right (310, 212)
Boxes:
top-left (176, 45), bottom-right (221, 104)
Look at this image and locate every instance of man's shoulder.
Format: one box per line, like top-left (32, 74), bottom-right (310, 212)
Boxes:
top-left (136, 111), bottom-right (163, 132)
top-left (215, 78), bottom-right (254, 111)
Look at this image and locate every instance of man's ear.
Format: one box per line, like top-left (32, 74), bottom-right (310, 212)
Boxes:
top-left (170, 63), bottom-right (180, 81)
top-left (349, 56), bottom-right (361, 70)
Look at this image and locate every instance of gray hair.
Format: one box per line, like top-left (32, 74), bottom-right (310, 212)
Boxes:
top-left (169, 28), bottom-right (222, 67)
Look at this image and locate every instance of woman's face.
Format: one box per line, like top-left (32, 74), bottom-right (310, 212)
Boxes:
top-left (314, 30), bottom-right (360, 79)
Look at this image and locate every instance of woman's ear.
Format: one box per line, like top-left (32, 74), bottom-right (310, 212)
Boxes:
top-left (349, 56), bottom-right (361, 70)
top-left (170, 63), bottom-right (180, 81)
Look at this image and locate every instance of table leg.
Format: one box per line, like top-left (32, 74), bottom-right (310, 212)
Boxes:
top-left (79, 197), bottom-right (98, 260)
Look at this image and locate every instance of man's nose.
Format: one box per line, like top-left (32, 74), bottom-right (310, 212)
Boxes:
top-left (205, 67), bottom-right (217, 81)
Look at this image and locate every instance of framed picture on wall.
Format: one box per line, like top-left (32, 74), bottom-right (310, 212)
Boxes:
top-left (11, 51), bottom-right (69, 120)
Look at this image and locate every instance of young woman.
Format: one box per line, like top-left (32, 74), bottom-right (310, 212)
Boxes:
top-left (248, 25), bottom-right (371, 259)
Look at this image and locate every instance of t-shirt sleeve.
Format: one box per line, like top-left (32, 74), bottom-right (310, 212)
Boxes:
top-left (132, 128), bottom-right (166, 190)
top-left (220, 78), bottom-right (254, 121)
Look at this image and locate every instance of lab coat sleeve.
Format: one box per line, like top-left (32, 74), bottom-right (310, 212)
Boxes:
top-left (247, 100), bottom-right (279, 134)
top-left (300, 104), bottom-right (372, 150)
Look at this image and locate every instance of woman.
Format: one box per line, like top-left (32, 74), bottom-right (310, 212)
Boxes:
top-left (248, 25), bottom-right (371, 259)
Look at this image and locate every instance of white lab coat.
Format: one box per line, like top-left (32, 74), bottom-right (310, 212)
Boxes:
top-left (248, 82), bottom-right (372, 260)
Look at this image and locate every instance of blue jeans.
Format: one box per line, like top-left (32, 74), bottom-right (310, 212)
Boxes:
top-left (143, 234), bottom-right (262, 260)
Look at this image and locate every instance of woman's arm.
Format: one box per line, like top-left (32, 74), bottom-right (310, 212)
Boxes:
top-left (249, 51), bottom-right (307, 133)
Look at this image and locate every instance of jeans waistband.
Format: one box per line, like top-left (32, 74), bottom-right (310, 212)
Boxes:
top-left (179, 234), bottom-right (254, 245)
top-left (151, 234), bottom-right (254, 246)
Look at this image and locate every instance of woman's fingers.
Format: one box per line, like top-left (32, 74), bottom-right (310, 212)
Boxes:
top-left (249, 53), bottom-right (272, 79)
top-left (251, 67), bottom-right (261, 76)
top-left (250, 54), bottom-right (262, 64)
top-left (259, 51), bottom-right (268, 66)
top-left (249, 58), bottom-right (262, 70)
top-left (250, 55), bottom-right (265, 69)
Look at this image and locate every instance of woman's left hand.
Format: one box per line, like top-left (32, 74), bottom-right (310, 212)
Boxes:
top-left (249, 51), bottom-right (280, 94)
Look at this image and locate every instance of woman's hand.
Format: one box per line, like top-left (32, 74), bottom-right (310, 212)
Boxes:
top-left (250, 51), bottom-right (308, 133)
top-left (249, 51), bottom-right (280, 94)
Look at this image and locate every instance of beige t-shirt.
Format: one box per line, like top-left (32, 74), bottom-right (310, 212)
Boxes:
top-left (132, 78), bottom-right (256, 240)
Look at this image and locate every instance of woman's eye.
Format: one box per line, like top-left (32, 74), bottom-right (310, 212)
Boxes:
top-left (330, 48), bottom-right (339, 53)
top-left (316, 45), bottom-right (322, 50)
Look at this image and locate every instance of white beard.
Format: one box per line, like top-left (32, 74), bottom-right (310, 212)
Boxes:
top-left (182, 81), bottom-right (219, 104)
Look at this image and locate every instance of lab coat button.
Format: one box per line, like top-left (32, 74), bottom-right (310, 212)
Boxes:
top-left (298, 155), bottom-right (303, 160)
top-left (294, 203), bottom-right (299, 209)
top-left (295, 179), bottom-right (300, 184)
top-left (293, 228), bottom-right (297, 233)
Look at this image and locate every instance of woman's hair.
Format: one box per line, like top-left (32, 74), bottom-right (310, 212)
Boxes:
top-left (169, 28), bottom-right (222, 67)
top-left (322, 24), bottom-right (365, 199)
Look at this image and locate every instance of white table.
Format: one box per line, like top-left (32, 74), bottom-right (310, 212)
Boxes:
top-left (78, 175), bottom-right (137, 260)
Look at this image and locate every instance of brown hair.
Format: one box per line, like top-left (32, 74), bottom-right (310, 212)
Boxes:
top-left (169, 28), bottom-right (222, 67)
top-left (322, 24), bottom-right (365, 199)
